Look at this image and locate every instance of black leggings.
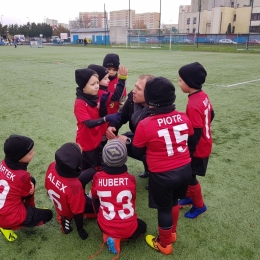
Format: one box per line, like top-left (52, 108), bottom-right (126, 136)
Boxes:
top-left (157, 208), bottom-right (172, 229)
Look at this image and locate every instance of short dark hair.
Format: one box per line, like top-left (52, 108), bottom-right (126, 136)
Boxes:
top-left (138, 74), bottom-right (155, 82)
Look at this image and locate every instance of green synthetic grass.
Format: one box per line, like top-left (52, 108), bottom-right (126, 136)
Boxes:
top-left (0, 45), bottom-right (260, 260)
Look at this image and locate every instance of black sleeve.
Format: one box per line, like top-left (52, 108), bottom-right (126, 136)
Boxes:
top-left (84, 118), bottom-right (106, 128)
top-left (92, 198), bottom-right (100, 214)
top-left (99, 102), bottom-right (108, 117)
top-left (111, 79), bottom-right (126, 102)
top-left (74, 213), bottom-right (84, 232)
top-left (188, 128), bottom-right (202, 157)
top-left (211, 109), bottom-right (215, 122)
top-left (109, 92), bottom-right (132, 130)
top-left (132, 144), bottom-right (146, 160)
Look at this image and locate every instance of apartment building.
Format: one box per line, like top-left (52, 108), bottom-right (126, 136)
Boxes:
top-left (79, 12), bottom-right (108, 28)
top-left (46, 19), bottom-right (58, 28)
top-left (134, 12), bottom-right (160, 29)
top-left (178, 0), bottom-right (260, 34)
top-left (109, 10), bottom-right (160, 29)
top-left (109, 10), bottom-right (135, 28)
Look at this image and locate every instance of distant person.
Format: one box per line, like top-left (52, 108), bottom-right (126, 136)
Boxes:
top-left (45, 142), bottom-right (96, 240)
top-left (0, 135), bottom-right (53, 241)
top-left (91, 139), bottom-right (146, 258)
top-left (178, 62), bottom-right (214, 218)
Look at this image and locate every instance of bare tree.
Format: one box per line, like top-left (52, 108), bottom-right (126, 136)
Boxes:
top-left (69, 17), bottom-right (85, 29)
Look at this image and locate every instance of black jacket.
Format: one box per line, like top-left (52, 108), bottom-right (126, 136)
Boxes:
top-left (110, 91), bottom-right (137, 133)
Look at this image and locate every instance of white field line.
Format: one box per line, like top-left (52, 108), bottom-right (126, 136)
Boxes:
top-left (205, 78), bottom-right (260, 88)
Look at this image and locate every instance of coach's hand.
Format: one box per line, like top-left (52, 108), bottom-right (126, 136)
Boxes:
top-left (117, 135), bottom-right (128, 144)
top-left (106, 126), bottom-right (117, 140)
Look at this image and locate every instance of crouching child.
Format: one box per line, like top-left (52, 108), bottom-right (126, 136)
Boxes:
top-left (90, 139), bottom-right (146, 258)
top-left (45, 142), bottom-right (96, 240)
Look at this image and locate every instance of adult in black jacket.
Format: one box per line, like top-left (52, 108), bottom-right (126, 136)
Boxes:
top-left (106, 74), bottom-right (155, 178)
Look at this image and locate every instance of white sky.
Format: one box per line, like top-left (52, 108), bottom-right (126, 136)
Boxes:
top-left (1, 0), bottom-right (191, 26)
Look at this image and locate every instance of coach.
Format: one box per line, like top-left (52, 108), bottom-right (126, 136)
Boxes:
top-left (106, 74), bottom-right (155, 179)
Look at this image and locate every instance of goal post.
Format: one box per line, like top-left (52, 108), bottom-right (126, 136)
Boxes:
top-left (126, 28), bottom-right (172, 50)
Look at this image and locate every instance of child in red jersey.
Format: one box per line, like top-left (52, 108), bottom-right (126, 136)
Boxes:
top-left (45, 142), bottom-right (96, 240)
top-left (91, 139), bottom-right (146, 257)
top-left (103, 53), bottom-right (127, 112)
top-left (133, 77), bottom-right (194, 255)
top-left (87, 64), bottom-right (128, 146)
top-left (178, 62), bottom-right (214, 219)
top-left (0, 135), bottom-right (52, 241)
top-left (74, 68), bottom-right (122, 170)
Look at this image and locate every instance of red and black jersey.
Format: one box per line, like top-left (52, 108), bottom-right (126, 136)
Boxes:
top-left (45, 162), bottom-right (85, 220)
top-left (91, 170), bottom-right (138, 239)
top-left (133, 110), bottom-right (194, 173)
top-left (108, 76), bottom-right (127, 114)
top-left (186, 91), bottom-right (213, 158)
top-left (74, 99), bottom-right (103, 151)
top-left (0, 160), bottom-right (31, 228)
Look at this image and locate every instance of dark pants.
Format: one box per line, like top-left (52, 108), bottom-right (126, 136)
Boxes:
top-left (82, 143), bottom-right (103, 170)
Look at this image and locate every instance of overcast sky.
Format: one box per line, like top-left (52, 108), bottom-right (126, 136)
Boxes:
top-left (1, 0), bottom-right (191, 25)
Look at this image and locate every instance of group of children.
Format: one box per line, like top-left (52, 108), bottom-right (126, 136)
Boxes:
top-left (0, 53), bottom-right (214, 258)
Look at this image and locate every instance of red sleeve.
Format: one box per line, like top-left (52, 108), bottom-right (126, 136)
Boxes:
top-left (91, 172), bottom-right (100, 199)
top-left (68, 189), bottom-right (86, 215)
top-left (133, 122), bottom-right (147, 148)
top-left (74, 99), bottom-right (91, 123)
top-left (20, 173), bottom-right (32, 197)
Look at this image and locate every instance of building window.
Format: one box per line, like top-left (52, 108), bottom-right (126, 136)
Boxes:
top-left (232, 26), bottom-right (235, 33)
top-left (251, 13), bottom-right (260, 21)
top-left (193, 17), bottom-right (197, 24)
top-left (187, 18), bottom-right (190, 24)
top-left (231, 1), bottom-right (234, 7)
top-left (233, 14), bottom-right (236, 21)
top-left (193, 28), bottom-right (196, 33)
top-left (250, 26), bottom-right (260, 33)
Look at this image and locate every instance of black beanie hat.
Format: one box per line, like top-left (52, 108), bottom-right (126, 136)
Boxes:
top-left (102, 53), bottom-right (120, 71)
top-left (55, 143), bottom-right (82, 176)
top-left (178, 62), bottom-right (207, 89)
top-left (144, 77), bottom-right (176, 107)
top-left (88, 64), bottom-right (108, 81)
top-left (75, 68), bottom-right (97, 90)
top-left (4, 134), bottom-right (34, 162)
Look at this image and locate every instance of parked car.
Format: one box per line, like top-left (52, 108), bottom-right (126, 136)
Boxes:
top-left (248, 39), bottom-right (260, 45)
top-left (177, 39), bottom-right (193, 44)
top-left (219, 39), bottom-right (234, 44)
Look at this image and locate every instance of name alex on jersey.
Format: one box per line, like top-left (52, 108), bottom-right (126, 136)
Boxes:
top-left (47, 172), bottom-right (67, 193)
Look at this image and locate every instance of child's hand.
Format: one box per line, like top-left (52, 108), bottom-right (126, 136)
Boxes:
top-left (118, 66), bottom-right (128, 77)
top-left (100, 92), bottom-right (110, 105)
